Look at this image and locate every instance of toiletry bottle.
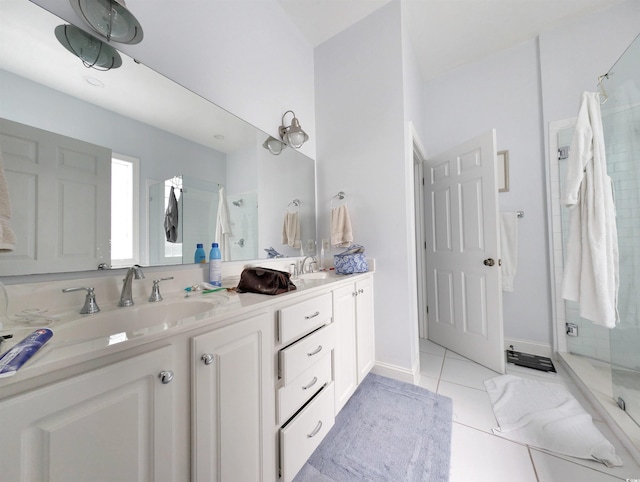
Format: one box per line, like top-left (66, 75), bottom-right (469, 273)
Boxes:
top-left (194, 243), bottom-right (206, 264)
top-left (209, 242), bottom-right (222, 286)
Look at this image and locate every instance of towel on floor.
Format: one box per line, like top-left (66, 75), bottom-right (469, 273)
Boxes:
top-left (215, 187), bottom-right (232, 261)
top-left (485, 374), bottom-right (622, 467)
top-left (282, 211), bottom-right (301, 249)
top-left (0, 146), bottom-right (16, 251)
top-left (500, 212), bottom-right (519, 291)
top-left (164, 186), bottom-right (179, 243)
top-left (330, 204), bottom-right (353, 248)
top-left (561, 91), bottom-right (619, 328)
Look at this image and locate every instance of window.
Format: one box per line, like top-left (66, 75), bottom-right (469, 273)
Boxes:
top-left (111, 154), bottom-right (140, 268)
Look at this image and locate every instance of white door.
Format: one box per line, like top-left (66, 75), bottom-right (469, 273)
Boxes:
top-left (0, 117), bottom-right (111, 275)
top-left (425, 130), bottom-right (504, 373)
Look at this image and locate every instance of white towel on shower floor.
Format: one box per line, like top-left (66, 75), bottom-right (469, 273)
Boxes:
top-left (485, 374), bottom-right (622, 467)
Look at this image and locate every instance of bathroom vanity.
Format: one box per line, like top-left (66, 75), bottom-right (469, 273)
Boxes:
top-left (0, 268), bottom-right (374, 482)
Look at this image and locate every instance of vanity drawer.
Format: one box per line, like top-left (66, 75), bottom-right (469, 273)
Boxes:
top-left (278, 293), bottom-right (332, 345)
top-left (279, 323), bottom-right (335, 385)
top-left (277, 352), bottom-right (332, 424)
top-left (280, 383), bottom-right (335, 482)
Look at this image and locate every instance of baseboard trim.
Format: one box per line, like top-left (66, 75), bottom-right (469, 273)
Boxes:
top-left (371, 360), bottom-right (419, 384)
top-left (505, 338), bottom-right (552, 358)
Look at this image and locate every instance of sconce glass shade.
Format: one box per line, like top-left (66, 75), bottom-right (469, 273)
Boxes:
top-left (263, 136), bottom-right (287, 155)
top-left (279, 111), bottom-right (309, 149)
top-left (70, 0), bottom-right (143, 44)
top-left (55, 24), bottom-right (122, 70)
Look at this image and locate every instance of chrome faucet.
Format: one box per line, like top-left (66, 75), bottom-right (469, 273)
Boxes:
top-left (118, 265), bottom-right (145, 307)
top-left (300, 256), bottom-right (317, 274)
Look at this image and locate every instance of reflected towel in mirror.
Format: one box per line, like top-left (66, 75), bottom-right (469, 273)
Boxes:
top-left (282, 211), bottom-right (301, 248)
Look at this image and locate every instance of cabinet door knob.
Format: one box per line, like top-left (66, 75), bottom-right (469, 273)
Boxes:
top-left (159, 370), bottom-right (174, 384)
top-left (358, 288), bottom-right (364, 294)
top-left (201, 353), bottom-right (214, 365)
top-left (483, 258), bottom-right (496, 266)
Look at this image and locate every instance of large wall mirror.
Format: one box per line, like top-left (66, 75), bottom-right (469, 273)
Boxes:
top-left (0, 0), bottom-right (316, 277)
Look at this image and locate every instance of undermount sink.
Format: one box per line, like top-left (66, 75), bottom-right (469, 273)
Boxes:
top-left (295, 271), bottom-right (329, 280)
top-left (53, 298), bottom-right (223, 344)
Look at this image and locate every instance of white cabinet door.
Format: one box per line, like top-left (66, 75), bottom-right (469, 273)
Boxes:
top-left (0, 346), bottom-right (176, 482)
top-left (192, 312), bottom-right (275, 482)
top-left (356, 276), bottom-right (375, 383)
top-left (332, 284), bottom-right (358, 415)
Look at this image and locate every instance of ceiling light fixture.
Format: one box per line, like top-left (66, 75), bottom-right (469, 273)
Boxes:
top-left (279, 110), bottom-right (309, 149)
top-left (70, 0), bottom-right (144, 44)
top-left (262, 136), bottom-right (287, 155)
top-left (55, 24), bottom-right (122, 71)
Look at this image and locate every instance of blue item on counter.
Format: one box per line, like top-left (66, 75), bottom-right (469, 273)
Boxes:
top-left (194, 243), bottom-right (206, 264)
top-left (334, 244), bottom-right (368, 274)
top-left (0, 328), bottom-right (53, 378)
top-left (209, 242), bottom-right (222, 287)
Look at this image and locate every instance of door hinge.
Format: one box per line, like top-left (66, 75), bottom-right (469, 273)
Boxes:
top-left (558, 146), bottom-right (570, 160)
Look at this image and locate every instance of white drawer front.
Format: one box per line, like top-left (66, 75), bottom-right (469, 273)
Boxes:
top-left (280, 383), bottom-right (335, 482)
top-left (278, 292), bottom-right (332, 345)
top-left (277, 353), bottom-right (332, 424)
top-left (279, 323), bottom-right (335, 385)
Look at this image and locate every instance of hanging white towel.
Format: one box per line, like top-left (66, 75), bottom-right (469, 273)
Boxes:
top-left (330, 205), bottom-right (353, 248)
top-left (215, 187), bottom-right (232, 261)
top-left (282, 211), bottom-right (301, 249)
top-left (485, 374), bottom-right (621, 467)
top-left (500, 212), bottom-right (518, 292)
top-left (0, 145), bottom-right (15, 251)
top-left (561, 91), bottom-right (619, 328)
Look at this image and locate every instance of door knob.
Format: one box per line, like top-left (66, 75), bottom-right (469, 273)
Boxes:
top-left (201, 353), bottom-right (214, 365)
top-left (159, 370), bottom-right (174, 384)
top-left (483, 258), bottom-right (495, 266)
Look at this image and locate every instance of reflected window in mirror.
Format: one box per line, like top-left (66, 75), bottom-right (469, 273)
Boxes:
top-left (111, 154), bottom-right (140, 268)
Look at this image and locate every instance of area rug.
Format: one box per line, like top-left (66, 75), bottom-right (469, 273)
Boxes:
top-left (294, 373), bottom-right (453, 481)
top-left (484, 374), bottom-right (622, 467)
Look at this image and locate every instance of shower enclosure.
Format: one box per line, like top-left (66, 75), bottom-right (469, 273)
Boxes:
top-left (551, 32), bottom-right (640, 445)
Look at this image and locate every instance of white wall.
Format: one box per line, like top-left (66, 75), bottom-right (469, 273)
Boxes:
top-left (32, 0), bottom-right (317, 159)
top-left (315, 1), bottom-right (419, 377)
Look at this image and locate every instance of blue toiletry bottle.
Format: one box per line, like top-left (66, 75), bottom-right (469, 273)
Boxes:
top-left (209, 243), bottom-right (222, 286)
top-left (194, 243), bottom-right (206, 264)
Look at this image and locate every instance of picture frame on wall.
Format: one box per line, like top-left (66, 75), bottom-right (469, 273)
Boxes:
top-left (497, 150), bottom-right (509, 192)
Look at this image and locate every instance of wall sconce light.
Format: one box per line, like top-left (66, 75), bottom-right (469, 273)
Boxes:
top-left (70, 0), bottom-right (144, 44)
top-left (55, 24), bottom-right (122, 71)
top-left (279, 110), bottom-right (309, 148)
top-left (262, 136), bottom-right (287, 155)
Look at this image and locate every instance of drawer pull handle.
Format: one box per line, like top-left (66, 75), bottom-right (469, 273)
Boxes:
top-left (307, 345), bottom-right (323, 357)
top-left (307, 420), bottom-right (323, 438)
top-left (305, 311), bottom-right (320, 320)
top-left (302, 377), bottom-right (318, 390)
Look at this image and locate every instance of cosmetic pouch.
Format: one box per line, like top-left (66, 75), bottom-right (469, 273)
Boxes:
top-left (334, 244), bottom-right (368, 275)
top-left (236, 267), bottom-right (297, 295)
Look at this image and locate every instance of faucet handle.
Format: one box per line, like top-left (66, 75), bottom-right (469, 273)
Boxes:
top-left (62, 286), bottom-right (100, 314)
top-left (149, 277), bottom-right (174, 302)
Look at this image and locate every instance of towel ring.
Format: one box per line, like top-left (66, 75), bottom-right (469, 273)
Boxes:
top-left (287, 199), bottom-right (300, 213)
top-left (331, 191), bottom-right (346, 208)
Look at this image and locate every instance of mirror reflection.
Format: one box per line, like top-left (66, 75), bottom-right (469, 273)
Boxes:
top-left (0, 0), bottom-right (316, 277)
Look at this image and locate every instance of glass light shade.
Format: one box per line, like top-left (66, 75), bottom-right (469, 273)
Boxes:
top-left (55, 24), bottom-right (122, 70)
top-left (70, 0), bottom-right (143, 44)
top-left (287, 131), bottom-right (306, 148)
top-left (263, 136), bottom-right (286, 155)
top-left (284, 116), bottom-right (309, 148)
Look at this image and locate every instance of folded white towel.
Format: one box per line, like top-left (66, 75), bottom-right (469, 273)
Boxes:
top-left (330, 205), bottom-right (353, 248)
top-left (500, 212), bottom-right (518, 291)
top-left (0, 145), bottom-right (16, 251)
top-left (485, 374), bottom-right (621, 467)
top-left (282, 211), bottom-right (301, 249)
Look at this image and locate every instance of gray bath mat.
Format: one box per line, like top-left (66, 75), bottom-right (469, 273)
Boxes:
top-left (294, 373), bottom-right (453, 481)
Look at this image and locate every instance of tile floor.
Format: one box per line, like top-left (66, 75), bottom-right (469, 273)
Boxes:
top-left (418, 339), bottom-right (640, 481)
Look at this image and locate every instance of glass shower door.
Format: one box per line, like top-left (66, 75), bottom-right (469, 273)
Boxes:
top-left (601, 33), bottom-right (640, 427)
